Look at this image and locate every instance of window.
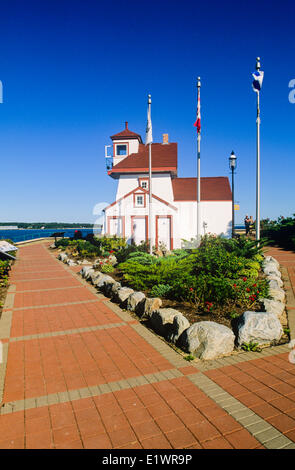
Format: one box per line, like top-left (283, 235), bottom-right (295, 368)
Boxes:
top-left (135, 194), bottom-right (144, 207)
top-left (116, 144), bottom-right (127, 156)
top-left (139, 178), bottom-right (149, 190)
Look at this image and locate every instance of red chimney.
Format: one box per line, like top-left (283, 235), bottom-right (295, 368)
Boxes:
top-left (125, 121), bottom-right (128, 129)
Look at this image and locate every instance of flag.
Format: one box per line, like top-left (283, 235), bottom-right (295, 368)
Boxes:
top-left (194, 89), bottom-right (201, 133)
top-left (145, 95), bottom-right (153, 145)
top-left (252, 70), bottom-right (264, 92)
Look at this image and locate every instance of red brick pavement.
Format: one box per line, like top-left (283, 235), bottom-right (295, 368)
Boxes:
top-left (0, 242), bottom-right (294, 449)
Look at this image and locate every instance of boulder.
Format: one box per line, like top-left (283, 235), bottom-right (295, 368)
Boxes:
top-left (80, 266), bottom-right (93, 278)
top-left (261, 298), bottom-right (285, 318)
top-left (49, 243), bottom-right (56, 249)
top-left (264, 256), bottom-right (280, 268)
top-left (233, 311), bottom-right (283, 346)
top-left (138, 297), bottom-right (162, 318)
top-left (81, 259), bottom-right (92, 265)
top-left (102, 277), bottom-right (117, 296)
top-left (263, 264), bottom-right (281, 278)
top-left (127, 292), bottom-right (146, 312)
top-left (58, 253), bottom-right (68, 262)
top-left (110, 282), bottom-right (122, 298)
top-left (67, 259), bottom-right (77, 266)
top-left (84, 268), bottom-right (95, 281)
top-left (167, 314), bottom-right (190, 344)
top-left (150, 308), bottom-right (182, 337)
top-left (115, 287), bottom-right (135, 306)
top-left (90, 271), bottom-right (104, 284)
top-left (267, 274), bottom-right (283, 288)
top-left (96, 274), bottom-right (115, 289)
top-left (269, 285), bottom-right (285, 302)
top-left (178, 321), bottom-right (235, 360)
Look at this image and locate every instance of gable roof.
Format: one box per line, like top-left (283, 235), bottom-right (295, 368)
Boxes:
top-left (110, 122), bottom-right (143, 143)
top-left (104, 186), bottom-right (178, 211)
top-left (172, 177), bottom-right (232, 201)
top-left (108, 143), bottom-right (178, 177)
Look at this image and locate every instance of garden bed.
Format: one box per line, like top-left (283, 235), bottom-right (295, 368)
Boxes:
top-left (54, 234), bottom-right (290, 358)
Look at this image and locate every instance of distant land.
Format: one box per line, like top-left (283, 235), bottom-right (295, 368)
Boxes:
top-left (0, 222), bottom-right (94, 229)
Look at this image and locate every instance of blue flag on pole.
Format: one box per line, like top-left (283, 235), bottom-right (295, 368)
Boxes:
top-left (252, 70), bottom-right (264, 92)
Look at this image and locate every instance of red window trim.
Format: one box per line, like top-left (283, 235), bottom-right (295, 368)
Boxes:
top-left (131, 215), bottom-right (148, 242)
top-left (113, 142), bottom-right (130, 157)
top-left (155, 215), bottom-right (173, 250)
top-left (133, 192), bottom-right (146, 208)
top-left (138, 177), bottom-right (149, 190)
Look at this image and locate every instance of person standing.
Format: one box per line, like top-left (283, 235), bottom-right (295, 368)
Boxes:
top-left (244, 215), bottom-right (250, 236)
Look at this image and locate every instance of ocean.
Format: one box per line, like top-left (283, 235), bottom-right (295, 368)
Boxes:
top-left (0, 228), bottom-right (101, 243)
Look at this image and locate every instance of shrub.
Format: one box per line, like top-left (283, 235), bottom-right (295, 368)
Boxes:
top-left (261, 215), bottom-right (295, 250)
top-left (150, 284), bottom-right (173, 298)
top-left (101, 264), bottom-right (115, 273)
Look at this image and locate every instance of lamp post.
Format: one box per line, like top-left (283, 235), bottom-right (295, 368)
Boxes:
top-left (229, 151), bottom-right (237, 238)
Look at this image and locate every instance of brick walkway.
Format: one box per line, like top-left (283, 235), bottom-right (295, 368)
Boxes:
top-left (0, 242), bottom-right (295, 449)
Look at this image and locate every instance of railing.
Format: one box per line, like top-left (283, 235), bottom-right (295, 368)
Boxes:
top-left (106, 157), bottom-right (113, 171)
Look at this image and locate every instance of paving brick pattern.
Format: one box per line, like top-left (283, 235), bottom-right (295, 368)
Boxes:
top-left (0, 242), bottom-right (295, 449)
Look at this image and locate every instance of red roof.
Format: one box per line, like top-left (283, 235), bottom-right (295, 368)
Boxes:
top-left (109, 143), bottom-right (178, 176)
top-left (172, 177), bottom-right (232, 201)
top-left (110, 121), bottom-right (142, 143)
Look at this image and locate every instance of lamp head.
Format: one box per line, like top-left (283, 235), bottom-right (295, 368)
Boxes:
top-left (229, 150), bottom-right (237, 169)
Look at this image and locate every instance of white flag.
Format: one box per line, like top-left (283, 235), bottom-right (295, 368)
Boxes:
top-left (145, 95), bottom-right (153, 145)
top-left (252, 70), bottom-right (264, 92)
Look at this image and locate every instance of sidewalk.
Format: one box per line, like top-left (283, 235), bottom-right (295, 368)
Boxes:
top-left (0, 242), bottom-right (295, 449)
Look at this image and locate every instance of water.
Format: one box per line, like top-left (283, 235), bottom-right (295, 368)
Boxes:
top-left (0, 228), bottom-right (101, 243)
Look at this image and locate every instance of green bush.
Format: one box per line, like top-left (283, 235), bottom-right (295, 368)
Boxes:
top-left (116, 233), bottom-right (270, 307)
top-left (150, 284), bottom-right (173, 298)
top-left (101, 264), bottom-right (115, 273)
top-left (261, 215), bottom-right (295, 250)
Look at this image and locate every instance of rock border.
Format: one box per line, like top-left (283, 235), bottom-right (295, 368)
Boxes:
top-left (54, 248), bottom-right (289, 361)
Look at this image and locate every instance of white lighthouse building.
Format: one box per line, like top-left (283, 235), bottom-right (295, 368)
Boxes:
top-left (103, 122), bottom-right (232, 249)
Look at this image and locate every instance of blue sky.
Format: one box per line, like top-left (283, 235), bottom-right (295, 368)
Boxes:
top-left (0, 0), bottom-right (294, 225)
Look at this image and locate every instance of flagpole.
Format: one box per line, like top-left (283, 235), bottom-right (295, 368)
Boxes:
top-left (255, 57), bottom-right (261, 244)
top-left (197, 77), bottom-right (201, 245)
top-left (148, 94), bottom-right (153, 255)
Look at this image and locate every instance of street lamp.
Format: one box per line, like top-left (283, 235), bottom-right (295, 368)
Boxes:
top-left (229, 151), bottom-right (237, 238)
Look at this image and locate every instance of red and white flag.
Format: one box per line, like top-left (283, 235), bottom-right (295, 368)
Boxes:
top-left (194, 89), bottom-right (201, 134)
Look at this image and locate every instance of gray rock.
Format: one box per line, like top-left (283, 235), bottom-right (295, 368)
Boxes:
top-left (115, 287), bottom-right (134, 306)
top-left (263, 264), bottom-right (281, 278)
top-left (67, 259), bottom-right (77, 266)
top-left (269, 285), bottom-right (285, 302)
top-left (90, 271), bottom-right (103, 284)
top-left (102, 278), bottom-right (118, 296)
top-left (58, 253), bottom-right (68, 262)
top-left (80, 266), bottom-right (93, 278)
top-left (139, 297), bottom-right (162, 318)
top-left (110, 282), bottom-right (122, 298)
top-left (233, 311), bottom-right (283, 346)
top-left (49, 243), bottom-right (56, 249)
top-left (264, 256), bottom-right (280, 268)
top-left (267, 274), bottom-right (283, 287)
top-left (261, 298), bottom-right (285, 318)
top-left (96, 274), bottom-right (115, 289)
top-left (81, 259), bottom-right (92, 265)
top-left (84, 268), bottom-right (95, 281)
top-left (150, 308), bottom-right (182, 337)
top-left (179, 321), bottom-right (235, 360)
top-left (167, 314), bottom-right (190, 344)
top-left (127, 292), bottom-right (146, 312)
